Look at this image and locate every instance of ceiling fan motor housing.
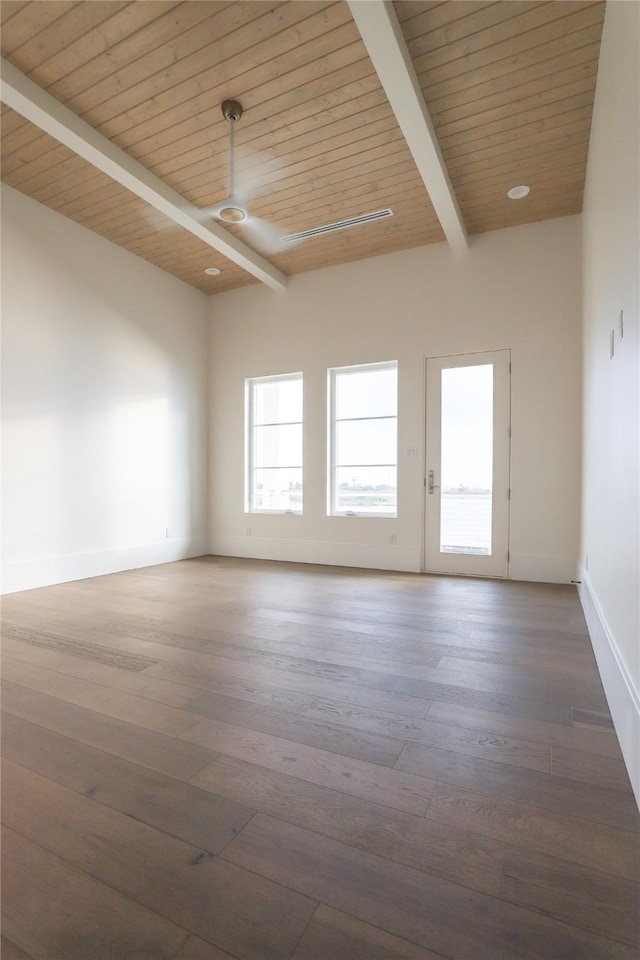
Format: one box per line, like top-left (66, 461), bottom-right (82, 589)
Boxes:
top-left (222, 100), bottom-right (243, 122)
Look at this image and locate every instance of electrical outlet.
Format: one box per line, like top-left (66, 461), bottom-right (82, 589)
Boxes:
top-left (245, 525), bottom-right (252, 536)
top-left (390, 533), bottom-right (397, 545)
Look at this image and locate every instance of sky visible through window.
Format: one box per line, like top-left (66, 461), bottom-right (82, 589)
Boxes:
top-left (441, 364), bottom-right (493, 492)
top-left (440, 363), bottom-right (493, 554)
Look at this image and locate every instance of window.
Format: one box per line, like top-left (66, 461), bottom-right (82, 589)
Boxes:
top-left (246, 373), bottom-right (303, 513)
top-left (329, 361), bottom-right (397, 516)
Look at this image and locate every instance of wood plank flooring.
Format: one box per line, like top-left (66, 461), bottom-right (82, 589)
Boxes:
top-left (1, 556), bottom-right (638, 960)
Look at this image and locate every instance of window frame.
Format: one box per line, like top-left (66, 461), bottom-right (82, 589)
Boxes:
top-left (245, 371), bottom-right (303, 515)
top-left (328, 360), bottom-right (398, 518)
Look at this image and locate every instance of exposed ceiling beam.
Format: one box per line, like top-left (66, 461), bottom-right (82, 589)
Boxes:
top-left (348, 0), bottom-right (468, 255)
top-left (0, 58), bottom-right (288, 292)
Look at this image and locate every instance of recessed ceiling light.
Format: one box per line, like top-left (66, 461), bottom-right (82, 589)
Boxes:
top-left (204, 267), bottom-right (221, 276)
top-left (507, 185), bottom-right (530, 200)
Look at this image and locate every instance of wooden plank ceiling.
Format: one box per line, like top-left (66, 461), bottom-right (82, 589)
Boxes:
top-left (0, 1), bottom-right (605, 295)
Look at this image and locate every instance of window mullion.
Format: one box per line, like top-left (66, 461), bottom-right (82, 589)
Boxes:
top-left (335, 415), bottom-right (397, 423)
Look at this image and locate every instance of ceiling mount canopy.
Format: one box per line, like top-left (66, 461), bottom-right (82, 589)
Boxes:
top-left (221, 100), bottom-right (243, 123)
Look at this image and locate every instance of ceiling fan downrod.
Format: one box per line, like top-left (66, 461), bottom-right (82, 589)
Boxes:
top-left (219, 100), bottom-right (246, 223)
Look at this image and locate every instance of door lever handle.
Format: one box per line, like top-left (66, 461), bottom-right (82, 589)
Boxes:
top-left (428, 470), bottom-right (440, 494)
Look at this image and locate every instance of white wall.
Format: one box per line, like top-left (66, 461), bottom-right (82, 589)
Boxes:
top-left (209, 215), bottom-right (582, 583)
top-left (579, 0), bottom-right (640, 805)
top-left (1, 185), bottom-right (210, 593)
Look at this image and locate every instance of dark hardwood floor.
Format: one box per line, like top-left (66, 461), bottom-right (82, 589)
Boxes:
top-left (1, 556), bottom-right (638, 960)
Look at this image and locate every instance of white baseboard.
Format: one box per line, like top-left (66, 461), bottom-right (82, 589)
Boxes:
top-left (1, 535), bottom-right (209, 595)
top-left (208, 534), bottom-right (422, 573)
top-left (509, 552), bottom-right (577, 584)
top-left (208, 538), bottom-right (578, 583)
top-left (578, 566), bottom-right (640, 810)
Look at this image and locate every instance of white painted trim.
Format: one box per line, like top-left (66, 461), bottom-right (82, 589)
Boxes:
top-left (208, 537), bottom-right (578, 584)
top-left (209, 535), bottom-right (422, 573)
top-left (1, 536), bottom-right (209, 596)
top-left (509, 553), bottom-right (578, 584)
top-left (348, 0), bottom-right (468, 255)
top-left (578, 566), bottom-right (640, 810)
top-left (0, 59), bottom-right (287, 292)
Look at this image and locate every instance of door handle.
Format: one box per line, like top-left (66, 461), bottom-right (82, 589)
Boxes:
top-left (428, 470), bottom-right (440, 494)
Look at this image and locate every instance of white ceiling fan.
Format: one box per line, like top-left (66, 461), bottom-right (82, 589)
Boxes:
top-left (209, 99), bottom-right (284, 253)
top-left (209, 99), bottom-right (395, 253)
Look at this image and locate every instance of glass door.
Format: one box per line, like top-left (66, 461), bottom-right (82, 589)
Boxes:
top-left (424, 350), bottom-right (511, 577)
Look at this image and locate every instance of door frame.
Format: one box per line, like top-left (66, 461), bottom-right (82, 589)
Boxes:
top-left (422, 349), bottom-right (512, 578)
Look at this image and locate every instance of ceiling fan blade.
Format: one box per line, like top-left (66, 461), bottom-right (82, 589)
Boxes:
top-left (233, 151), bottom-right (283, 198)
top-left (241, 216), bottom-right (285, 254)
